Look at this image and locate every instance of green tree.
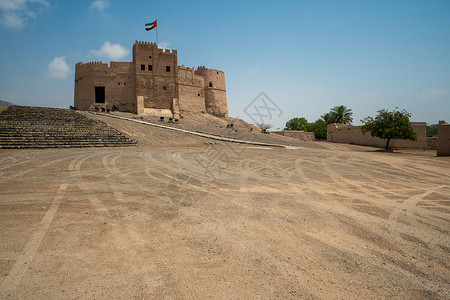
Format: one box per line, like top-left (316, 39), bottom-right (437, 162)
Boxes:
top-left (308, 119), bottom-right (328, 140)
top-left (329, 105), bottom-right (353, 124)
top-left (361, 108), bottom-right (417, 150)
top-left (426, 124), bottom-right (438, 137)
top-left (321, 113), bottom-right (334, 125)
top-left (285, 117), bottom-right (309, 131)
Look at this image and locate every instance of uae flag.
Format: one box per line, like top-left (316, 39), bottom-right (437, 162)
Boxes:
top-left (145, 20), bottom-right (157, 31)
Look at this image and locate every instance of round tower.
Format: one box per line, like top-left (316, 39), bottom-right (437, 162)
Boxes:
top-left (195, 66), bottom-right (228, 116)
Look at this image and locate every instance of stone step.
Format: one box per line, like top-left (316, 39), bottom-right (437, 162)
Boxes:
top-left (0, 123), bottom-right (115, 128)
top-left (0, 144), bottom-right (136, 149)
top-left (0, 128), bottom-right (120, 132)
top-left (0, 131), bottom-right (127, 134)
top-left (0, 140), bottom-right (137, 145)
top-left (0, 124), bottom-right (111, 128)
top-left (0, 131), bottom-right (121, 134)
top-left (1, 134), bottom-right (135, 138)
top-left (0, 106), bottom-right (137, 149)
top-left (0, 141), bottom-right (136, 146)
top-left (0, 132), bottom-right (121, 137)
top-left (0, 138), bottom-right (136, 143)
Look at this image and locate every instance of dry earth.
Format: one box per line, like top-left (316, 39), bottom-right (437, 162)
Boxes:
top-left (0, 115), bottom-right (449, 299)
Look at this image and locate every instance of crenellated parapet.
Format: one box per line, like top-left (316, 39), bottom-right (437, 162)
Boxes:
top-left (74, 41), bottom-right (227, 116)
top-left (135, 40), bottom-right (157, 47)
top-left (83, 61), bottom-right (106, 64)
top-left (133, 40), bottom-right (177, 54)
top-left (178, 65), bottom-right (195, 72)
top-left (76, 61), bottom-right (108, 69)
top-left (75, 62), bottom-right (109, 79)
top-left (195, 66), bottom-right (224, 74)
top-left (178, 65), bottom-right (204, 87)
top-left (75, 61), bottom-right (133, 79)
top-left (195, 66), bottom-right (226, 91)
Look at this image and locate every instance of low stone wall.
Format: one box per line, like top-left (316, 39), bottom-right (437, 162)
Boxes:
top-left (437, 121), bottom-right (450, 156)
top-left (142, 108), bottom-right (173, 118)
top-left (327, 122), bottom-right (427, 149)
top-left (275, 131), bottom-right (315, 141)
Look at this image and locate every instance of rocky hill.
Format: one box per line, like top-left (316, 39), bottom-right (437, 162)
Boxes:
top-left (0, 100), bottom-right (14, 107)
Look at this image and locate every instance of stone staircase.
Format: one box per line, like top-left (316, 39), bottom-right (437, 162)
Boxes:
top-left (0, 106), bottom-right (137, 149)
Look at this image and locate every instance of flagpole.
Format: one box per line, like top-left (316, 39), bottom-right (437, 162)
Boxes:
top-left (156, 19), bottom-right (158, 46)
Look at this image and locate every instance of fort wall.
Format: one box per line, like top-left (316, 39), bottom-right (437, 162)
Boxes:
top-left (74, 61), bottom-right (135, 112)
top-left (437, 121), bottom-right (450, 156)
top-left (327, 122), bottom-right (427, 149)
top-left (177, 66), bottom-right (206, 112)
top-left (74, 41), bottom-right (228, 117)
top-left (133, 41), bottom-right (178, 111)
top-left (275, 131), bottom-right (316, 141)
top-left (195, 67), bottom-right (228, 116)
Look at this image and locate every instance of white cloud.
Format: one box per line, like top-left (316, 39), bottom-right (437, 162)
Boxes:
top-left (158, 41), bottom-right (170, 50)
top-left (91, 41), bottom-right (129, 61)
top-left (0, 0), bottom-right (49, 29)
top-left (46, 57), bottom-right (70, 79)
top-left (2, 11), bottom-right (22, 28)
top-left (90, 0), bottom-right (109, 14)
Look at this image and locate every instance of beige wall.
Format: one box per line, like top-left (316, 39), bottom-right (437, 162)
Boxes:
top-left (133, 42), bottom-right (178, 110)
top-left (275, 131), bottom-right (316, 141)
top-left (195, 67), bottom-right (228, 116)
top-left (177, 66), bottom-right (206, 112)
top-left (437, 121), bottom-right (450, 156)
top-left (327, 122), bottom-right (427, 149)
top-left (74, 41), bottom-right (228, 117)
top-left (74, 62), bottom-right (135, 112)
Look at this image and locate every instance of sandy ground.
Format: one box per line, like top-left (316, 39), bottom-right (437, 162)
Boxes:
top-left (0, 116), bottom-right (449, 299)
top-left (86, 111), bottom-right (309, 147)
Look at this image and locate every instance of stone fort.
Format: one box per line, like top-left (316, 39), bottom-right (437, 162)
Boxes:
top-left (74, 41), bottom-right (228, 118)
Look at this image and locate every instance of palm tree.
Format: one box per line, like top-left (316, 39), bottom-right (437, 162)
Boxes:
top-left (321, 112), bottom-right (334, 125)
top-left (329, 105), bottom-right (353, 124)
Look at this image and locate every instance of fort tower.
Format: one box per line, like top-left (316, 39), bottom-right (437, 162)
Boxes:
top-left (74, 41), bottom-right (228, 117)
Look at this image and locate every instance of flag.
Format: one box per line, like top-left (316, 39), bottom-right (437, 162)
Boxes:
top-left (145, 20), bottom-right (157, 31)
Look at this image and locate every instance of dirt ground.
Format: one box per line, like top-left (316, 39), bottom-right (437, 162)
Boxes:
top-left (0, 116), bottom-right (449, 299)
top-left (86, 111), bottom-right (309, 147)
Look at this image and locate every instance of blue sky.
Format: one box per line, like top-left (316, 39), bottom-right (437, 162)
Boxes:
top-left (0, 0), bottom-right (449, 129)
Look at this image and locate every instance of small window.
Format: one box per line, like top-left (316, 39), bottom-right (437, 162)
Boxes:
top-left (217, 71), bottom-right (219, 74)
top-left (149, 55), bottom-right (152, 59)
top-left (118, 82), bottom-right (120, 85)
top-left (209, 82), bottom-right (213, 88)
top-left (166, 66), bottom-right (170, 72)
top-left (141, 64), bottom-right (145, 70)
top-left (198, 93), bottom-right (200, 96)
top-left (163, 86), bottom-right (166, 90)
top-left (124, 82), bottom-right (127, 86)
top-left (148, 65), bottom-right (152, 71)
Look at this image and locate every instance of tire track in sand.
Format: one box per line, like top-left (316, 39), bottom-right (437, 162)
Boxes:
top-left (69, 153), bottom-right (110, 215)
top-left (0, 183), bottom-right (67, 296)
top-left (101, 150), bottom-right (201, 299)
